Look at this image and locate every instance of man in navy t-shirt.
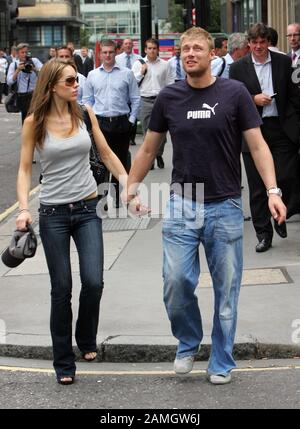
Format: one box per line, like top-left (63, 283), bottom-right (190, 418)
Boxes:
top-left (126, 27), bottom-right (286, 385)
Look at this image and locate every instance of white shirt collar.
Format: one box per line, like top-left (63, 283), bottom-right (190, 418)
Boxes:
top-left (251, 51), bottom-right (272, 66)
top-left (144, 56), bottom-right (160, 64)
top-left (99, 63), bottom-right (120, 71)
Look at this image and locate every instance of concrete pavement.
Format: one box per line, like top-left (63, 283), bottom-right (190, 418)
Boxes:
top-left (0, 136), bottom-right (300, 362)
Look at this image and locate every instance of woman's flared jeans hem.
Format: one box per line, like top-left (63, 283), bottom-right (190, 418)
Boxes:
top-left (39, 197), bottom-right (104, 377)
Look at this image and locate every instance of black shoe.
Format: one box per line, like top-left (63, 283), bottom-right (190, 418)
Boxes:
top-left (130, 140), bottom-right (136, 146)
top-left (156, 155), bottom-right (164, 169)
top-left (255, 238), bottom-right (272, 253)
top-left (150, 164), bottom-right (155, 170)
top-left (274, 220), bottom-right (287, 238)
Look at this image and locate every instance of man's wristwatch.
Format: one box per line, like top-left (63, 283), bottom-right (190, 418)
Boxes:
top-left (266, 187), bottom-right (282, 197)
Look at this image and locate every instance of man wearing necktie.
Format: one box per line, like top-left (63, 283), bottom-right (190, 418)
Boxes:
top-left (230, 23), bottom-right (300, 253)
top-left (126, 54), bottom-right (131, 70)
top-left (167, 45), bottom-right (185, 82)
top-left (286, 23), bottom-right (300, 67)
top-left (83, 39), bottom-right (140, 208)
top-left (116, 39), bottom-right (142, 146)
top-left (286, 23), bottom-right (300, 218)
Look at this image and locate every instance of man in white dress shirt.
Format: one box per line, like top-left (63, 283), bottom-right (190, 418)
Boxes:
top-left (116, 38), bottom-right (142, 146)
top-left (116, 38), bottom-right (141, 69)
top-left (167, 45), bottom-right (185, 81)
top-left (132, 38), bottom-right (174, 169)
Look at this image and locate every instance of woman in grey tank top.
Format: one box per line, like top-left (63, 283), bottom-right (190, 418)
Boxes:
top-left (15, 59), bottom-right (132, 385)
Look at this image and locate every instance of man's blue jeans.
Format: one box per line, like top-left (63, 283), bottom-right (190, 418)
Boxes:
top-left (39, 197), bottom-right (103, 378)
top-left (162, 194), bottom-right (243, 376)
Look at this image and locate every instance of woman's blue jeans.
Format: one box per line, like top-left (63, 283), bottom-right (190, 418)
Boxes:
top-left (39, 197), bottom-right (103, 378)
top-left (162, 194), bottom-right (243, 376)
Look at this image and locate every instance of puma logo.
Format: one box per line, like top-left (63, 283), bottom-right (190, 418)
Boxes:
top-left (202, 103), bottom-right (219, 115)
top-left (187, 102), bottom-right (219, 120)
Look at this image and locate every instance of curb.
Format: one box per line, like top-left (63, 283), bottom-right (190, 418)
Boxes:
top-left (0, 343), bottom-right (299, 363)
top-left (0, 185), bottom-right (40, 224)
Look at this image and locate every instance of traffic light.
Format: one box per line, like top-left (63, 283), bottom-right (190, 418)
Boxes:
top-left (9, 0), bottom-right (19, 22)
top-left (8, 0), bottom-right (19, 44)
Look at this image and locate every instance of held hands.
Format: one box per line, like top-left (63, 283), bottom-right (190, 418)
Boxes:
top-left (121, 190), bottom-right (150, 217)
top-left (127, 196), bottom-right (151, 217)
top-left (268, 195), bottom-right (286, 225)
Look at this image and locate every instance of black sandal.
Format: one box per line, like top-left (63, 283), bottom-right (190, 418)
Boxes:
top-left (57, 375), bottom-right (75, 385)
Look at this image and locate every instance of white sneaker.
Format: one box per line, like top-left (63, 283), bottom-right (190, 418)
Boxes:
top-left (207, 372), bottom-right (232, 385)
top-left (174, 356), bottom-right (194, 374)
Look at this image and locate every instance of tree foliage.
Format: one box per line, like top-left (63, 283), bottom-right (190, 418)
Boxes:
top-left (168, 0), bottom-right (221, 33)
top-left (80, 27), bottom-right (92, 47)
top-left (168, 0), bottom-right (185, 33)
top-left (208, 0), bottom-right (221, 33)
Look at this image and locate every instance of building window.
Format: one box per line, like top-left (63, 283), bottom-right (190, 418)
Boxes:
top-left (295, 0), bottom-right (300, 21)
top-left (53, 26), bottom-right (63, 45)
top-left (240, 0), bottom-right (262, 32)
top-left (43, 25), bottom-right (63, 46)
top-left (27, 26), bottom-right (41, 45)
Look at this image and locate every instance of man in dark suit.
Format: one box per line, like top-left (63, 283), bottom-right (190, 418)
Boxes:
top-left (286, 23), bottom-right (300, 67)
top-left (230, 23), bottom-right (300, 252)
top-left (74, 46), bottom-right (94, 77)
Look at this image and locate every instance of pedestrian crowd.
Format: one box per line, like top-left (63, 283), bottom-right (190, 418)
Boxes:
top-left (1, 22), bottom-right (299, 385)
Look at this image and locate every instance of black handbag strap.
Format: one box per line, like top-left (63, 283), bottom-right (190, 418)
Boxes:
top-left (81, 105), bottom-right (101, 161)
top-left (217, 57), bottom-right (226, 77)
top-left (138, 58), bottom-right (147, 87)
top-left (81, 104), bottom-right (92, 133)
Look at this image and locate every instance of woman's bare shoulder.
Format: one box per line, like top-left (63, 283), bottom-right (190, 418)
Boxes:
top-left (23, 114), bottom-right (35, 126)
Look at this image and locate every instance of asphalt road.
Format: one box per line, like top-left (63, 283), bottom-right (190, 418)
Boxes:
top-left (0, 359), bottom-right (300, 410)
top-left (0, 105), bottom-right (40, 214)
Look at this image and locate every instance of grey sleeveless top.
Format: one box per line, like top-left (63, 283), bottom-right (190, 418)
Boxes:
top-left (37, 124), bottom-right (97, 205)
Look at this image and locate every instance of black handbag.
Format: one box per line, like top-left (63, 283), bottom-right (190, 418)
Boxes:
top-left (5, 87), bottom-right (19, 113)
top-left (5, 63), bottom-right (20, 113)
top-left (81, 105), bottom-right (108, 185)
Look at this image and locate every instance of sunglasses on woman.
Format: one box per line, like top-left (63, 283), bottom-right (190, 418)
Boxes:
top-left (57, 76), bottom-right (79, 86)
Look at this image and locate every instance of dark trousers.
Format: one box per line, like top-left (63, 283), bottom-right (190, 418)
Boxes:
top-left (97, 115), bottom-right (131, 202)
top-left (129, 119), bottom-right (137, 143)
top-left (287, 154), bottom-right (300, 218)
top-left (140, 97), bottom-right (166, 157)
top-left (39, 198), bottom-right (104, 378)
top-left (17, 92), bottom-right (33, 124)
top-left (243, 117), bottom-right (298, 241)
top-left (0, 82), bottom-right (5, 103)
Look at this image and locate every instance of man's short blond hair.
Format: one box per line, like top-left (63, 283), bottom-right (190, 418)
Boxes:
top-left (16, 43), bottom-right (29, 51)
top-left (180, 27), bottom-right (214, 51)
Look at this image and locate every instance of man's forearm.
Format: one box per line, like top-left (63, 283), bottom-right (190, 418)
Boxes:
top-left (127, 148), bottom-right (155, 198)
top-left (250, 143), bottom-right (277, 190)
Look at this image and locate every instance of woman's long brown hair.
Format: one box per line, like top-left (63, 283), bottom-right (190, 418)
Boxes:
top-left (28, 59), bottom-right (83, 148)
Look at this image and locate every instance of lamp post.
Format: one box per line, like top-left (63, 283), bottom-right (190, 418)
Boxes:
top-left (194, 0), bottom-right (210, 29)
top-left (140, 0), bottom-right (152, 53)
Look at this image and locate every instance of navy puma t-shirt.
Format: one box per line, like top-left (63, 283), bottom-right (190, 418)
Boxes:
top-left (149, 78), bottom-right (262, 202)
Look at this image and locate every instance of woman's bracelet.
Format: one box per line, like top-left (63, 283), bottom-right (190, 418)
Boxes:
top-left (18, 208), bottom-right (30, 214)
